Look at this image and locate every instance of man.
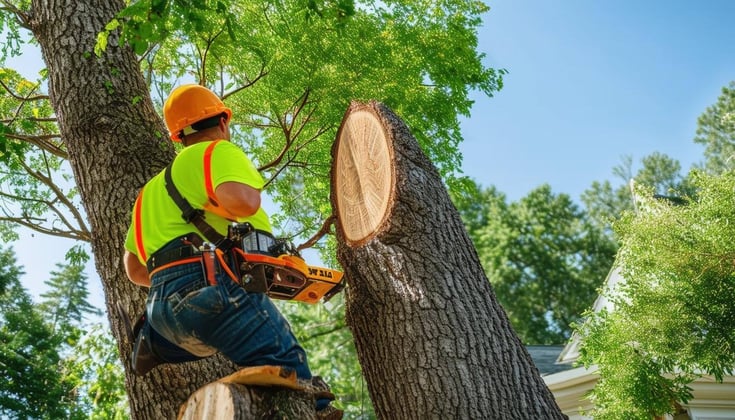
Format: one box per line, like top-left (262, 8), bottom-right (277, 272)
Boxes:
top-left (123, 84), bottom-right (339, 416)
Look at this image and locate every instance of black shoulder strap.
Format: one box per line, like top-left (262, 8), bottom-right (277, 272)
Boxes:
top-left (164, 164), bottom-right (226, 245)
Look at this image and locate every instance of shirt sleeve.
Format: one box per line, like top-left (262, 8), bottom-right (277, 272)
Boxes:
top-left (210, 141), bottom-right (265, 191)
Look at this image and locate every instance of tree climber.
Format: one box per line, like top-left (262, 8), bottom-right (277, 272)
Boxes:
top-left (122, 84), bottom-right (341, 418)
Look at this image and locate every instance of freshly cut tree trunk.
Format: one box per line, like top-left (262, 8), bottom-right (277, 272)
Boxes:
top-left (331, 101), bottom-right (566, 419)
top-left (178, 383), bottom-right (314, 420)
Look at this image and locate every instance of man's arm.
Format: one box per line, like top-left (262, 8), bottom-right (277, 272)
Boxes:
top-left (124, 250), bottom-right (151, 287)
top-left (215, 181), bottom-right (262, 217)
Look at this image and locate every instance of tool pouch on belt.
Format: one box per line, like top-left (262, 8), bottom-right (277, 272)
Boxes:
top-left (131, 313), bottom-right (205, 376)
top-left (200, 245), bottom-right (219, 286)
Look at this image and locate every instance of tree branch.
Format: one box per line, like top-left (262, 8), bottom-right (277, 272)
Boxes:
top-left (0, 117), bottom-right (57, 124)
top-left (300, 320), bottom-right (347, 343)
top-left (6, 133), bottom-right (67, 159)
top-left (16, 158), bottom-right (91, 239)
top-left (0, 1), bottom-right (31, 29)
top-left (297, 214), bottom-right (336, 251)
top-left (0, 215), bottom-right (90, 241)
top-left (221, 63), bottom-right (269, 100)
top-left (195, 28), bottom-right (225, 87)
top-left (0, 78), bottom-right (48, 101)
top-left (0, 187), bottom-right (90, 241)
top-left (258, 89), bottom-right (314, 173)
top-left (261, 122), bottom-right (332, 186)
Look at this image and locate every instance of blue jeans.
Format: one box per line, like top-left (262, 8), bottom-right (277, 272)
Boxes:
top-left (145, 256), bottom-right (311, 380)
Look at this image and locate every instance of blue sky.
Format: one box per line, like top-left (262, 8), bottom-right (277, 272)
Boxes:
top-left (8, 1), bottom-right (735, 309)
top-left (461, 0), bottom-right (735, 201)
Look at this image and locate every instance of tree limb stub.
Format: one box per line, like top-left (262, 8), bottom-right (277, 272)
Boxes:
top-left (330, 100), bottom-right (567, 419)
top-left (178, 382), bottom-right (317, 420)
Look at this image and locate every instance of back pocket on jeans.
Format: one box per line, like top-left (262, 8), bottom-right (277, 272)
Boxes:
top-left (170, 285), bottom-right (225, 316)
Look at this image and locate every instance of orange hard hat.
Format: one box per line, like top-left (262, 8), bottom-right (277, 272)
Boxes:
top-left (163, 84), bottom-right (233, 142)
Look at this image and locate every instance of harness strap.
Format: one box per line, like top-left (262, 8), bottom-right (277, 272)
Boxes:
top-left (148, 257), bottom-right (201, 279)
top-left (164, 163), bottom-right (226, 245)
top-left (203, 140), bottom-right (220, 207)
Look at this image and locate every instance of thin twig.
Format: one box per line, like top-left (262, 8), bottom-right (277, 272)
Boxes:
top-left (300, 321), bottom-right (347, 343)
top-left (0, 79), bottom-right (48, 101)
top-left (0, 215), bottom-right (89, 241)
top-left (222, 64), bottom-right (268, 100)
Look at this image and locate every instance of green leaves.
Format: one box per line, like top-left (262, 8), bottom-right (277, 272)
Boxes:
top-left (572, 81), bottom-right (735, 419)
top-left (64, 324), bottom-right (128, 420)
top-left (109, 0), bottom-right (502, 246)
top-left (695, 82), bottom-right (735, 175)
top-left (577, 171), bottom-right (735, 419)
top-left (0, 68), bottom-right (87, 242)
top-left (0, 247), bottom-right (125, 419)
top-left (0, 10), bottom-right (25, 64)
top-left (276, 295), bottom-right (374, 416)
top-left (11, 1), bottom-right (500, 415)
top-left (581, 152), bottom-right (694, 236)
top-left (0, 248), bottom-right (73, 419)
top-left (578, 310), bottom-right (694, 420)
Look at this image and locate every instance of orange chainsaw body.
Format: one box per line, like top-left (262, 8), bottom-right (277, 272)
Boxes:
top-left (231, 249), bottom-right (344, 304)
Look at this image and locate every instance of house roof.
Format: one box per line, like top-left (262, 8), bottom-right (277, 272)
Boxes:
top-left (526, 345), bottom-right (573, 376)
top-left (556, 265), bottom-right (625, 365)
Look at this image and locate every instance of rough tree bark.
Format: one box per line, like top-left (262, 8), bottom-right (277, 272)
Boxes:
top-left (25, 1), bottom-right (304, 418)
top-left (331, 101), bottom-right (566, 419)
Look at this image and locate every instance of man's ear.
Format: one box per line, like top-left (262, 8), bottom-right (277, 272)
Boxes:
top-left (219, 116), bottom-right (231, 140)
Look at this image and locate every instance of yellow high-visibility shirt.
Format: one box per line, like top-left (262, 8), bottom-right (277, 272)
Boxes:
top-left (124, 140), bottom-right (271, 264)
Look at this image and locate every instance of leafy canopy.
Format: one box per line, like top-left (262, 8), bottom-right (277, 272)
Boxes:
top-left (695, 81), bottom-right (735, 175)
top-left (581, 152), bottom-right (695, 236)
top-left (574, 81), bottom-right (735, 419)
top-left (1, 0), bottom-right (505, 249)
top-left (578, 172), bottom-right (735, 419)
top-left (102, 0), bottom-right (506, 244)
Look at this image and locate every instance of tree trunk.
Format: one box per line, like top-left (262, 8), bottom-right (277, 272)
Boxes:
top-left (331, 101), bottom-right (566, 419)
top-left (27, 1), bottom-right (237, 418)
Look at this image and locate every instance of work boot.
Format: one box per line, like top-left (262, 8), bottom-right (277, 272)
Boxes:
top-left (316, 405), bottom-right (344, 420)
top-left (310, 376), bottom-right (337, 401)
top-left (116, 303), bottom-right (163, 375)
top-left (131, 314), bottom-right (165, 376)
top-left (115, 302), bottom-right (135, 345)
top-left (314, 379), bottom-right (342, 419)
top-left (301, 376), bottom-right (342, 418)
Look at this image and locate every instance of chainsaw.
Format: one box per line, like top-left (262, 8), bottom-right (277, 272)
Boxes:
top-left (225, 223), bottom-right (345, 304)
